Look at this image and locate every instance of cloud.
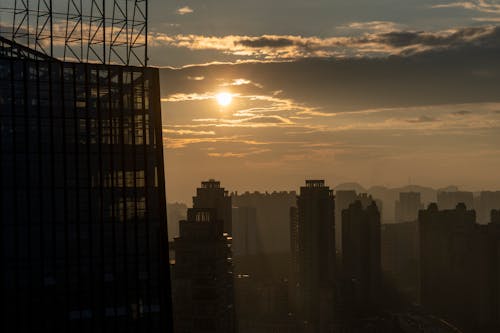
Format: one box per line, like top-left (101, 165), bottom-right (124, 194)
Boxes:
top-left (220, 78), bottom-right (263, 88)
top-left (163, 134), bottom-right (270, 149)
top-left (336, 21), bottom-right (405, 34)
top-left (177, 6), bottom-right (194, 15)
top-left (207, 148), bottom-right (271, 158)
top-left (473, 16), bottom-right (500, 22)
top-left (151, 25), bottom-right (500, 61)
top-left (406, 115), bottom-right (438, 123)
top-left (239, 115), bottom-right (293, 124)
top-left (161, 92), bottom-right (215, 102)
top-left (163, 128), bottom-right (216, 136)
top-left (187, 76), bottom-right (205, 81)
top-left (188, 115), bottom-right (295, 128)
top-left (432, 1), bottom-right (500, 14)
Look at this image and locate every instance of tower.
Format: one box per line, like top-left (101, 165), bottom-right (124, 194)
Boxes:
top-left (193, 179), bottom-right (232, 235)
top-left (172, 208), bottom-right (236, 333)
top-left (296, 180), bottom-right (335, 332)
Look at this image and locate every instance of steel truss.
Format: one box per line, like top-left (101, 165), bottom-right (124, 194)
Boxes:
top-left (1, 0), bottom-right (148, 66)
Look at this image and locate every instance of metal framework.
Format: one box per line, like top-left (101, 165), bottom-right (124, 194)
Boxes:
top-left (0, 0), bottom-right (148, 66)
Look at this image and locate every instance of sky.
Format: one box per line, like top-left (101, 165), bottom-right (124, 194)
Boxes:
top-left (146, 0), bottom-right (500, 203)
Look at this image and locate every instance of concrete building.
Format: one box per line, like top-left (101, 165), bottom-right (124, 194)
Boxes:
top-left (193, 179), bottom-right (232, 235)
top-left (335, 190), bottom-right (358, 252)
top-left (478, 191), bottom-right (500, 224)
top-left (0, 35), bottom-right (172, 331)
top-left (437, 191), bottom-right (473, 210)
top-left (419, 204), bottom-right (499, 331)
top-left (172, 208), bottom-right (236, 333)
top-left (341, 200), bottom-right (381, 309)
top-left (395, 192), bottom-right (423, 223)
top-left (381, 221), bottom-right (419, 303)
top-left (232, 191), bottom-right (297, 254)
top-left (232, 206), bottom-right (258, 256)
top-left (295, 180), bottom-right (336, 332)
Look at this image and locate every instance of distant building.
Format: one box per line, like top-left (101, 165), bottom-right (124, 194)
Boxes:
top-left (295, 180), bottom-right (336, 332)
top-left (232, 191), bottom-right (297, 254)
top-left (419, 203), bottom-right (499, 330)
top-left (341, 200), bottom-right (381, 309)
top-left (381, 221), bottom-right (419, 303)
top-left (437, 191), bottom-right (473, 210)
top-left (193, 179), bottom-right (232, 234)
top-left (232, 206), bottom-right (258, 256)
top-left (167, 202), bottom-right (188, 240)
top-left (335, 190), bottom-right (358, 252)
top-left (172, 208), bottom-right (236, 333)
top-left (395, 192), bottom-right (423, 223)
top-left (478, 191), bottom-right (500, 224)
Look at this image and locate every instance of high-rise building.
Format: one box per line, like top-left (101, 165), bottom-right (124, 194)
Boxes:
top-left (478, 191), bottom-right (500, 224)
top-left (381, 221), bottom-right (419, 303)
top-left (395, 192), bottom-right (423, 223)
top-left (232, 206), bottom-right (258, 256)
top-left (335, 190), bottom-right (358, 252)
top-left (172, 208), bottom-right (236, 333)
top-left (419, 203), bottom-right (499, 330)
top-left (193, 179), bottom-right (232, 234)
top-left (295, 180), bottom-right (335, 332)
top-left (0, 36), bottom-right (172, 331)
top-left (341, 200), bottom-right (381, 309)
top-left (289, 206), bottom-right (300, 314)
top-left (493, 210), bottom-right (500, 224)
top-left (437, 191), bottom-right (473, 210)
top-left (232, 191), bottom-right (297, 254)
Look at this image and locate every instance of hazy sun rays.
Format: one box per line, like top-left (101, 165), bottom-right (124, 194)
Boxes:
top-left (216, 92), bottom-right (233, 107)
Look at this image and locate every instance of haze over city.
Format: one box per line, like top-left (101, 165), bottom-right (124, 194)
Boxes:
top-left (1, 1), bottom-right (500, 333)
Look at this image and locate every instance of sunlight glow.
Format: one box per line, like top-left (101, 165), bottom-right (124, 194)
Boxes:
top-left (216, 92), bottom-right (233, 107)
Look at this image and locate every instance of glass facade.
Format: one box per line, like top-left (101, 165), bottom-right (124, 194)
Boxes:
top-left (0, 39), bottom-right (172, 332)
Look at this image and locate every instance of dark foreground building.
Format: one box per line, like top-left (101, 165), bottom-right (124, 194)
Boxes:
top-left (172, 208), bottom-right (236, 333)
top-left (419, 203), bottom-right (499, 332)
top-left (341, 199), bottom-right (381, 310)
top-left (0, 37), bottom-right (172, 332)
top-left (294, 180), bottom-right (336, 333)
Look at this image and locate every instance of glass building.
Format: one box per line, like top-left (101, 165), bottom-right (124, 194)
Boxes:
top-left (0, 36), bottom-right (172, 332)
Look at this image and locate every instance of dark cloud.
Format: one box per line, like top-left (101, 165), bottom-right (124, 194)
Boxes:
top-left (154, 25), bottom-right (500, 64)
top-left (240, 115), bottom-right (290, 124)
top-left (379, 26), bottom-right (499, 49)
top-left (236, 37), bottom-right (297, 48)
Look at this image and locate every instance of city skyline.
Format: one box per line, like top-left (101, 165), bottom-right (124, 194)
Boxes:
top-left (2, 1), bottom-right (500, 332)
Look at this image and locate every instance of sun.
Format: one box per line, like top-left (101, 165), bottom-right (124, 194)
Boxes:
top-left (216, 92), bottom-right (233, 107)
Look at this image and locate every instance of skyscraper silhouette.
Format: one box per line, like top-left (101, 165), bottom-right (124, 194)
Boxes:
top-left (0, 37), bottom-right (172, 332)
top-left (419, 203), bottom-right (500, 331)
top-left (193, 179), bottom-right (232, 235)
top-left (335, 190), bottom-right (358, 252)
top-left (295, 180), bottom-right (335, 332)
top-left (341, 199), bottom-right (381, 310)
top-left (172, 208), bottom-right (236, 333)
